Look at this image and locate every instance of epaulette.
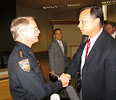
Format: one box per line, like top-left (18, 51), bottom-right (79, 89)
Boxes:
top-left (19, 50), bottom-right (23, 58)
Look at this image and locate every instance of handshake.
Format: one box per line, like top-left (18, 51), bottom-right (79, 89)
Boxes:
top-left (58, 73), bottom-right (71, 87)
top-left (50, 71), bottom-right (71, 87)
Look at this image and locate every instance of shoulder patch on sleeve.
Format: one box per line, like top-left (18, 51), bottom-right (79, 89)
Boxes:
top-left (18, 59), bottom-right (30, 72)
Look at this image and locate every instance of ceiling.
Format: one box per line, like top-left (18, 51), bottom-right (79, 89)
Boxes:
top-left (16, 0), bottom-right (116, 12)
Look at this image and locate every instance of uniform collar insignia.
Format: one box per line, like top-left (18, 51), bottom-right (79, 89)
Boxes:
top-left (29, 51), bottom-right (32, 54)
top-left (19, 50), bottom-right (23, 58)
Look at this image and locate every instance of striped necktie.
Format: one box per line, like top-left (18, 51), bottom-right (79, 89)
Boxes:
top-left (85, 38), bottom-right (90, 60)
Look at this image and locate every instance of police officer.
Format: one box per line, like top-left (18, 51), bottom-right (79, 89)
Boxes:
top-left (8, 16), bottom-right (70, 100)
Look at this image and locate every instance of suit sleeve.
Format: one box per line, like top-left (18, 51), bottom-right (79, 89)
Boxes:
top-left (48, 43), bottom-right (55, 71)
top-left (104, 49), bottom-right (116, 100)
top-left (66, 48), bottom-right (81, 77)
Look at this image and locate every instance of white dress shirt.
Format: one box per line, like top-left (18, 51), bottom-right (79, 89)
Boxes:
top-left (57, 40), bottom-right (64, 54)
top-left (111, 31), bottom-right (116, 39)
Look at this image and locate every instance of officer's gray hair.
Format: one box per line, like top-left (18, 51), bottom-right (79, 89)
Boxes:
top-left (10, 16), bottom-right (34, 40)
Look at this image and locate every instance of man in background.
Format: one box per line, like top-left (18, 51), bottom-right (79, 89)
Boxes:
top-left (48, 28), bottom-right (68, 99)
top-left (8, 16), bottom-right (70, 100)
top-left (105, 21), bottom-right (116, 39)
top-left (48, 28), bottom-right (68, 77)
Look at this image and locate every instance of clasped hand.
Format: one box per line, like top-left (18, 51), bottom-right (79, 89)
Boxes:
top-left (59, 73), bottom-right (71, 87)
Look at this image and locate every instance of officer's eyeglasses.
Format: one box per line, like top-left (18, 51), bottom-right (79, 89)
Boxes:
top-left (27, 27), bottom-right (39, 31)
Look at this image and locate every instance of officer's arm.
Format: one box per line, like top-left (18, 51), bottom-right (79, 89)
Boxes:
top-left (16, 60), bottom-right (62, 99)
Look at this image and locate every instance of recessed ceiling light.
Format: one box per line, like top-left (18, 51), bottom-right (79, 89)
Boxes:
top-left (43, 4), bottom-right (80, 9)
top-left (102, 0), bottom-right (116, 5)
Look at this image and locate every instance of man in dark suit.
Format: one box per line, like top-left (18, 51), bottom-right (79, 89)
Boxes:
top-left (48, 28), bottom-right (68, 76)
top-left (65, 6), bottom-right (116, 100)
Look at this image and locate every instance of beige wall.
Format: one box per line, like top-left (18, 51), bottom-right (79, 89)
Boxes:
top-left (54, 24), bottom-right (82, 57)
top-left (16, 5), bottom-right (116, 57)
top-left (16, 6), bottom-right (54, 52)
top-left (16, 6), bottom-right (80, 57)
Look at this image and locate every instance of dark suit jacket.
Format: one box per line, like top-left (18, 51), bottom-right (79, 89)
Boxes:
top-left (66, 29), bottom-right (116, 100)
top-left (80, 35), bottom-right (89, 45)
top-left (48, 39), bottom-right (68, 76)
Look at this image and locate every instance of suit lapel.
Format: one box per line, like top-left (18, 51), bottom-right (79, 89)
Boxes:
top-left (84, 30), bottom-right (106, 64)
top-left (62, 41), bottom-right (67, 56)
top-left (54, 39), bottom-right (64, 55)
top-left (78, 41), bottom-right (87, 60)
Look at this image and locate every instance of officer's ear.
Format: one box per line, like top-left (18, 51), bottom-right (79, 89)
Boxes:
top-left (94, 18), bottom-right (100, 26)
top-left (19, 27), bottom-right (26, 39)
